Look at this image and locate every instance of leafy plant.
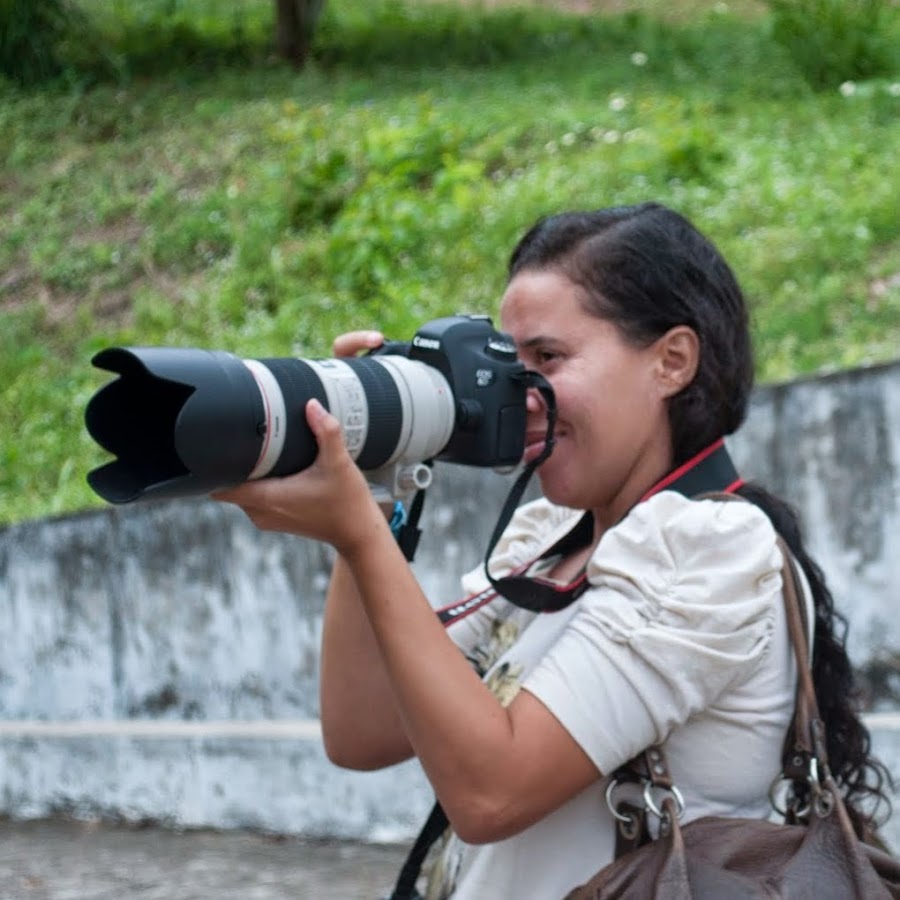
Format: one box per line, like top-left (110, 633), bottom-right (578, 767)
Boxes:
top-left (1, 0), bottom-right (899, 525)
top-left (0, 0), bottom-right (82, 84)
top-left (764, 0), bottom-right (900, 89)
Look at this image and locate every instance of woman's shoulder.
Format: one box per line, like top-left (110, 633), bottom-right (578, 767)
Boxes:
top-left (601, 489), bottom-right (777, 562)
top-left (586, 491), bottom-right (783, 621)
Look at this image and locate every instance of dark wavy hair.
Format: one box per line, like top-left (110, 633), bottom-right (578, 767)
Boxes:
top-left (508, 201), bottom-right (892, 834)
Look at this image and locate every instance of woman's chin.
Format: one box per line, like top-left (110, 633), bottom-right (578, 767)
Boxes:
top-left (536, 472), bottom-right (579, 508)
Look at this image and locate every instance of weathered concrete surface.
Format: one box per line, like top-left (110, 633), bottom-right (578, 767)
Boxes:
top-left (0, 718), bottom-right (896, 849)
top-left (0, 722), bottom-right (432, 842)
top-left (0, 501), bottom-right (332, 722)
top-left (0, 818), bottom-right (409, 900)
top-left (0, 360), bottom-right (898, 845)
top-left (0, 468), bottom-right (517, 724)
top-left (730, 361), bottom-right (900, 679)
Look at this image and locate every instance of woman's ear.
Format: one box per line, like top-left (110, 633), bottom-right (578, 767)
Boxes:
top-left (654, 326), bottom-right (700, 398)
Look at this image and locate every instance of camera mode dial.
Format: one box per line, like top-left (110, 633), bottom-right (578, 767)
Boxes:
top-left (485, 337), bottom-right (517, 361)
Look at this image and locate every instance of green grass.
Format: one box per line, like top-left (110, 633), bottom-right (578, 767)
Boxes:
top-left (1, 0), bottom-right (899, 525)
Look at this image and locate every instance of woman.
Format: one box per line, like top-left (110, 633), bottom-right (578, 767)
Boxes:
top-left (215, 202), bottom-right (890, 898)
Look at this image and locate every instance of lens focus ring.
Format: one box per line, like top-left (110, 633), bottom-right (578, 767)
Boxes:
top-left (257, 358), bottom-right (329, 477)
top-left (343, 358), bottom-right (404, 470)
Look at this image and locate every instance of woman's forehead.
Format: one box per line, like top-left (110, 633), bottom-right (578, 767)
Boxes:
top-left (500, 270), bottom-right (589, 327)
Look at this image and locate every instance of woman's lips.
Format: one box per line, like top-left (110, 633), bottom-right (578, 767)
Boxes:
top-left (523, 429), bottom-right (556, 464)
top-left (523, 440), bottom-right (546, 464)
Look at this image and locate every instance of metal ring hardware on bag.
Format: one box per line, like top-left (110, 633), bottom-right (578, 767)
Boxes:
top-left (604, 776), bottom-right (685, 829)
top-left (768, 773), bottom-right (812, 820)
top-left (605, 779), bottom-right (636, 825)
top-left (767, 722), bottom-right (837, 821)
top-left (604, 779), bottom-right (642, 840)
top-left (642, 782), bottom-right (686, 822)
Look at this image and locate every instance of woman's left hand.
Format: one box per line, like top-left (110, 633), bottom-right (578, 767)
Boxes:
top-left (212, 398), bottom-right (385, 556)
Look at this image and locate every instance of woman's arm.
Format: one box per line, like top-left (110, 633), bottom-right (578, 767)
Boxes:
top-left (319, 553), bottom-right (415, 770)
top-left (338, 507), bottom-right (601, 843)
top-left (306, 328), bottom-right (416, 768)
top-left (216, 400), bottom-right (600, 844)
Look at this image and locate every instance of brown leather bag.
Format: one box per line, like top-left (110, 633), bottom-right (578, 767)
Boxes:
top-left (565, 536), bottom-right (900, 899)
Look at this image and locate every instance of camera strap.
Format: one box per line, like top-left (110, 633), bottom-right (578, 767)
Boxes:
top-left (395, 478), bottom-right (429, 562)
top-left (484, 436), bottom-right (744, 614)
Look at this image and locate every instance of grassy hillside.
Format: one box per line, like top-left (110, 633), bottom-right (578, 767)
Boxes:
top-left (1, 0), bottom-right (899, 524)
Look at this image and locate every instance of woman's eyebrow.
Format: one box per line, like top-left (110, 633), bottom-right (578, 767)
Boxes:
top-left (516, 334), bottom-right (560, 351)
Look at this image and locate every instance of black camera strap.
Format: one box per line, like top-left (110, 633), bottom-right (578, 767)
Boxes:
top-left (395, 476), bottom-right (430, 563)
top-left (484, 436), bottom-right (744, 613)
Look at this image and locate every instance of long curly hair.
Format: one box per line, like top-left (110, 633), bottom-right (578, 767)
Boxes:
top-left (508, 201), bottom-right (893, 833)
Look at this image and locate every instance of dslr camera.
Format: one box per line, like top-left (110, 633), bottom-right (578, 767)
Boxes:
top-left (85, 314), bottom-right (529, 504)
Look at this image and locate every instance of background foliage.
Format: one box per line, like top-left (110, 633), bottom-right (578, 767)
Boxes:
top-left (764, 0), bottom-right (899, 90)
top-left (1, 0), bottom-right (899, 525)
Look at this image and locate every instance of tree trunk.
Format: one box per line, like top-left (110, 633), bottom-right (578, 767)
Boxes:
top-left (275, 0), bottom-right (326, 68)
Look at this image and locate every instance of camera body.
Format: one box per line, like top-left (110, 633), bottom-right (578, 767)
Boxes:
top-left (374, 314), bottom-right (526, 469)
top-left (85, 314), bottom-right (529, 505)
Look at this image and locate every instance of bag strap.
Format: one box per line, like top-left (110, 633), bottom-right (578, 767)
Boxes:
top-left (608, 495), bottom-right (827, 854)
top-left (702, 494), bottom-right (830, 800)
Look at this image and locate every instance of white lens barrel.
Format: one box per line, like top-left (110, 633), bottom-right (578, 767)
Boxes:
top-left (242, 354), bottom-right (455, 480)
top-left (243, 359), bottom-right (287, 481)
top-left (303, 359), bottom-right (371, 461)
top-left (371, 356), bottom-right (455, 465)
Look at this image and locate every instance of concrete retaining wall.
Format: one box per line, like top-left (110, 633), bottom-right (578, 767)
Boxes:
top-left (1, 360), bottom-right (898, 846)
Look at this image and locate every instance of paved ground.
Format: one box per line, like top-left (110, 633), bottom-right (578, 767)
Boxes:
top-left (0, 819), bottom-right (409, 900)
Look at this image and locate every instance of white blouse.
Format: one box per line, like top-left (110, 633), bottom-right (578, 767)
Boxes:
top-left (424, 490), bottom-right (804, 900)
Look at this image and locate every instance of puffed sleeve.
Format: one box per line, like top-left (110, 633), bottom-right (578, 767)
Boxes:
top-left (523, 492), bottom-right (784, 776)
top-left (445, 498), bottom-right (581, 653)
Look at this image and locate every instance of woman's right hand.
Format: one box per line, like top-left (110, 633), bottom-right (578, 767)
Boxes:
top-left (211, 331), bottom-right (391, 548)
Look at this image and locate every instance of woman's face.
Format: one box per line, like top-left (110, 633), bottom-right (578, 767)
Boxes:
top-left (500, 268), bottom-right (679, 526)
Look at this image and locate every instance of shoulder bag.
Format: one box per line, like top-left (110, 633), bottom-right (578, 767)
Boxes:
top-left (564, 535), bottom-right (900, 899)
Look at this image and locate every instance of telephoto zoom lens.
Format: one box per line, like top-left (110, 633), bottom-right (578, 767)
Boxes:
top-left (85, 348), bottom-right (456, 504)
